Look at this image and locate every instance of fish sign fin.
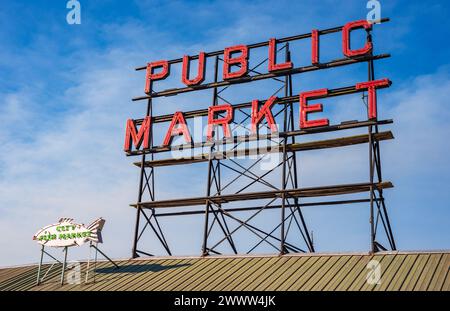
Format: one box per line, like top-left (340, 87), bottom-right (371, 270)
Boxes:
top-left (58, 217), bottom-right (74, 223)
top-left (95, 231), bottom-right (104, 244)
top-left (87, 218), bottom-right (105, 244)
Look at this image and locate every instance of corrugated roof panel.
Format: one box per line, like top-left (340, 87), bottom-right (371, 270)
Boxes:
top-left (245, 256), bottom-right (293, 291)
top-left (399, 254), bottom-right (430, 291)
top-left (442, 267), bottom-right (450, 291)
top-left (138, 258), bottom-right (197, 291)
top-left (192, 257), bottom-right (242, 291)
top-left (200, 257), bottom-right (254, 291)
top-left (311, 255), bottom-right (352, 291)
top-left (102, 259), bottom-right (171, 291)
top-left (38, 262), bottom-right (90, 291)
top-left (219, 257), bottom-right (268, 291)
top-left (252, 257), bottom-right (297, 291)
top-left (387, 254), bottom-right (419, 290)
top-left (287, 256), bottom-right (330, 290)
top-left (70, 261), bottom-right (113, 291)
top-left (322, 255), bottom-right (361, 291)
top-left (360, 254), bottom-right (394, 291)
top-left (373, 254), bottom-right (406, 291)
top-left (174, 258), bottom-right (230, 291)
top-left (277, 256), bottom-right (319, 291)
top-left (300, 256), bottom-right (341, 291)
top-left (0, 267), bottom-right (34, 291)
top-left (161, 258), bottom-right (219, 291)
top-left (12, 264), bottom-right (64, 291)
top-left (116, 258), bottom-right (178, 291)
top-left (335, 255), bottom-right (372, 291)
top-left (232, 257), bottom-right (279, 291)
top-left (0, 252), bottom-right (449, 291)
top-left (427, 254), bottom-right (449, 291)
top-left (125, 259), bottom-right (194, 291)
top-left (201, 257), bottom-right (252, 291)
top-left (0, 266), bottom-right (34, 284)
top-left (264, 256), bottom-right (310, 291)
top-left (413, 253), bottom-right (442, 291)
top-left (68, 260), bottom-right (114, 291)
top-left (346, 254), bottom-right (380, 291)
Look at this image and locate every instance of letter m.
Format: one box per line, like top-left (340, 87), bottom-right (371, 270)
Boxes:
top-left (124, 116), bottom-right (151, 152)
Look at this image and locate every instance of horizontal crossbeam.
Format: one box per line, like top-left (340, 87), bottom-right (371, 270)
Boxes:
top-left (127, 119), bottom-right (393, 156)
top-left (153, 198), bottom-right (382, 217)
top-left (133, 54), bottom-right (390, 100)
top-left (135, 85), bottom-right (391, 125)
top-left (131, 181), bottom-right (393, 209)
top-left (135, 18), bottom-right (389, 70)
top-left (133, 131), bottom-right (393, 167)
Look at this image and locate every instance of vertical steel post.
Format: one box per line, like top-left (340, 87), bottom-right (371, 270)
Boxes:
top-left (132, 93), bottom-right (153, 258)
top-left (280, 43), bottom-right (290, 255)
top-left (85, 241), bottom-right (92, 283)
top-left (286, 47), bottom-right (315, 253)
top-left (368, 33), bottom-right (396, 251)
top-left (367, 29), bottom-right (376, 253)
top-left (60, 246), bottom-right (68, 286)
top-left (202, 55), bottom-right (219, 256)
top-left (369, 125), bottom-right (375, 253)
top-left (93, 244), bottom-right (98, 283)
top-left (36, 245), bottom-right (44, 285)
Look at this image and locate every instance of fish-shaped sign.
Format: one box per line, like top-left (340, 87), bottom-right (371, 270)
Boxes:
top-left (33, 217), bottom-right (105, 248)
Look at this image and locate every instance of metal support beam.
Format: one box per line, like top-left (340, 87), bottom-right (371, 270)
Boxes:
top-left (60, 247), bottom-right (68, 286)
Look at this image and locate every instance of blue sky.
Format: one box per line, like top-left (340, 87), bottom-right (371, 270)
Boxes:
top-left (0, 0), bottom-right (449, 266)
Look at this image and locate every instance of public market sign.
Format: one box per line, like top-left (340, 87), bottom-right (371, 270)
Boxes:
top-left (124, 19), bottom-right (391, 153)
top-left (33, 217), bottom-right (105, 248)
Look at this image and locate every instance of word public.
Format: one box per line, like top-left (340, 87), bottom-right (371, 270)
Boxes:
top-left (124, 20), bottom-right (391, 152)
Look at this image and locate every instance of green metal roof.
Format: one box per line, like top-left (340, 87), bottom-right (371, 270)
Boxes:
top-left (0, 251), bottom-right (448, 291)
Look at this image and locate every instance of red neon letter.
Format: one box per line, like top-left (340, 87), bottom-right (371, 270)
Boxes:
top-left (145, 60), bottom-right (169, 94)
top-left (223, 45), bottom-right (248, 80)
top-left (311, 29), bottom-right (320, 65)
top-left (251, 96), bottom-right (278, 134)
top-left (355, 78), bottom-right (391, 120)
top-left (342, 20), bottom-right (373, 57)
top-left (300, 89), bottom-right (329, 129)
top-left (182, 52), bottom-right (206, 86)
top-left (268, 38), bottom-right (293, 72)
top-left (207, 104), bottom-right (233, 140)
top-left (163, 112), bottom-right (192, 146)
top-left (124, 116), bottom-right (151, 152)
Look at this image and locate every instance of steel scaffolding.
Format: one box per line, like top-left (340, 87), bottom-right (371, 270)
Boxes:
top-left (128, 18), bottom-right (396, 258)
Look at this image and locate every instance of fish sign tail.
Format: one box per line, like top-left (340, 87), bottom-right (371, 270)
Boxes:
top-left (87, 217), bottom-right (106, 244)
